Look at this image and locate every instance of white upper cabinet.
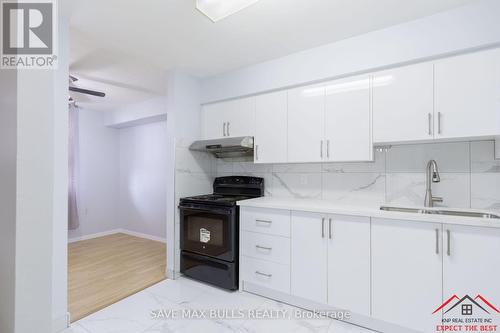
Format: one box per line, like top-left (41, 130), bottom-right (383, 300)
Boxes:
top-left (254, 91), bottom-right (288, 164)
top-left (226, 97), bottom-right (256, 138)
top-left (443, 225), bottom-right (500, 313)
top-left (287, 84), bottom-right (325, 163)
top-left (202, 97), bottom-right (255, 139)
top-left (434, 48), bottom-right (500, 139)
top-left (291, 211), bottom-right (328, 304)
top-left (203, 102), bottom-right (229, 139)
top-left (327, 215), bottom-right (370, 315)
top-left (372, 218), bottom-right (442, 332)
top-left (325, 75), bottom-right (373, 161)
top-left (372, 62), bottom-right (434, 143)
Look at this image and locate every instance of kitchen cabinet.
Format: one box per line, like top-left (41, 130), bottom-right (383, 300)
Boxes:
top-left (291, 211), bottom-right (370, 311)
top-left (240, 207), bottom-right (291, 294)
top-left (202, 97), bottom-right (255, 139)
top-left (325, 75), bottom-right (373, 161)
top-left (203, 102), bottom-right (228, 139)
top-left (254, 91), bottom-right (288, 164)
top-left (434, 48), bottom-right (500, 139)
top-left (371, 218), bottom-right (442, 332)
top-left (291, 211), bottom-right (327, 303)
top-left (372, 62), bottom-right (434, 143)
top-left (327, 215), bottom-right (370, 315)
top-left (443, 225), bottom-right (500, 313)
top-left (287, 84), bottom-right (325, 163)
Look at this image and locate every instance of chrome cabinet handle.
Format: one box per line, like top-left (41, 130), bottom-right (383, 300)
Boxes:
top-left (223, 122), bottom-right (227, 137)
top-left (428, 113), bottom-right (433, 136)
top-left (329, 218), bottom-right (332, 239)
top-left (320, 141), bottom-right (323, 159)
top-left (438, 112), bottom-right (442, 135)
top-left (446, 229), bottom-right (451, 256)
top-left (321, 218), bottom-right (325, 238)
top-left (255, 245), bottom-right (272, 251)
top-left (255, 271), bottom-right (272, 278)
top-left (435, 228), bottom-right (439, 254)
top-left (327, 140), bottom-right (330, 159)
top-left (255, 144), bottom-right (259, 161)
top-left (227, 122), bottom-right (230, 136)
top-left (256, 219), bottom-right (272, 225)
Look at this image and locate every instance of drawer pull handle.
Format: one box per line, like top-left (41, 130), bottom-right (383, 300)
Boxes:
top-left (255, 245), bottom-right (272, 251)
top-left (256, 219), bottom-right (272, 225)
top-left (255, 271), bottom-right (272, 278)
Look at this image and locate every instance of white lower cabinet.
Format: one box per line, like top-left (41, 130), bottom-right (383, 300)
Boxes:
top-left (240, 207), bottom-right (291, 294)
top-left (290, 211), bottom-right (371, 311)
top-left (241, 231), bottom-right (290, 265)
top-left (241, 206), bottom-right (499, 333)
top-left (291, 211), bottom-right (328, 303)
top-left (443, 225), bottom-right (500, 311)
top-left (327, 215), bottom-right (370, 315)
top-left (241, 207), bottom-right (290, 237)
top-left (241, 256), bottom-right (290, 294)
top-left (371, 218), bottom-right (443, 332)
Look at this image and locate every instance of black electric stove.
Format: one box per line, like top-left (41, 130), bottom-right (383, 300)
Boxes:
top-left (179, 176), bottom-right (264, 290)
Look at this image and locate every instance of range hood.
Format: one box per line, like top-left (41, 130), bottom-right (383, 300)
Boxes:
top-left (189, 136), bottom-right (254, 158)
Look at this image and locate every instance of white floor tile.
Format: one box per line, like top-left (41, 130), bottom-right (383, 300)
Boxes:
top-left (63, 277), bottom-right (373, 333)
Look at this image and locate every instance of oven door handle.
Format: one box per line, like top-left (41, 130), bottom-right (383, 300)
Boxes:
top-left (179, 206), bottom-right (232, 215)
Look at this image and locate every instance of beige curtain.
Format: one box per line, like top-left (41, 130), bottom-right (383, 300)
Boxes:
top-left (68, 105), bottom-right (80, 230)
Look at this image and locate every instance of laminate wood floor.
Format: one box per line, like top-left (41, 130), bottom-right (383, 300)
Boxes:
top-left (68, 233), bottom-right (166, 322)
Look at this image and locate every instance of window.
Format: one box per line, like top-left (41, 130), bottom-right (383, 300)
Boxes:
top-left (462, 304), bottom-right (473, 316)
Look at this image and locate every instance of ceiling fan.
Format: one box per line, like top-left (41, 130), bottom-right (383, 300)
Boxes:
top-left (69, 75), bottom-right (106, 104)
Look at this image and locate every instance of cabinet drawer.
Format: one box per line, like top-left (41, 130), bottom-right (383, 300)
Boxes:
top-left (241, 256), bottom-right (290, 294)
top-left (241, 231), bottom-right (290, 265)
top-left (241, 207), bottom-right (290, 237)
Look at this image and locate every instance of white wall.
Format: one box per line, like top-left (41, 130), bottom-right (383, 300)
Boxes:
top-left (69, 104), bottom-right (169, 242)
top-left (52, 8), bottom-right (70, 331)
top-left (118, 121), bottom-right (168, 239)
top-left (106, 96), bottom-right (168, 127)
top-left (201, 0), bottom-right (500, 103)
top-left (11, 2), bottom-right (71, 331)
top-left (68, 109), bottom-right (120, 240)
top-left (165, 71), bottom-right (214, 276)
top-left (0, 70), bottom-right (17, 333)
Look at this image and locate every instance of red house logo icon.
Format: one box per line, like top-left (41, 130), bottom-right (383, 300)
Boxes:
top-left (433, 294), bottom-right (500, 316)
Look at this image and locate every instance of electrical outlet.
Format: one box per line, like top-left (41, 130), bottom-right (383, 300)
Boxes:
top-left (300, 174), bottom-right (308, 185)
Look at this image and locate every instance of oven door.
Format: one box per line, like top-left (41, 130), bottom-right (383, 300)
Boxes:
top-left (180, 203), bottom-right (236, 262)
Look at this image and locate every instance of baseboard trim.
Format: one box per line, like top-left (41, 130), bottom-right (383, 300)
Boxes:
top-left (68, 229), bottom-right (166, 244)
top-left (120, 229), bottom-right (167, 243)
top-left (68, 229), bottom-right (122, 243)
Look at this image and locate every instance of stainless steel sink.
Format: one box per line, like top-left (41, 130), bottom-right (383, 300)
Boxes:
top-left (380, 206), bottom-right (500, 219)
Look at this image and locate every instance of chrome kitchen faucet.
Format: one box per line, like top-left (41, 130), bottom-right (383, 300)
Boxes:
top-left (424, 160), bottom-right (443, 207)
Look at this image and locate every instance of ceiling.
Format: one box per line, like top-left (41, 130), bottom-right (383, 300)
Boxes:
top-left (69, 0), bottom-right (473, 111)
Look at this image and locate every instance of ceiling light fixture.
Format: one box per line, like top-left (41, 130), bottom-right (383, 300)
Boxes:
top-left (196, 0), bottom-right (260, 22)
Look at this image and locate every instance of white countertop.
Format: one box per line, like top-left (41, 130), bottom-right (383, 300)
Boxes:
top-left (237, 197), bottom-right (500, 228)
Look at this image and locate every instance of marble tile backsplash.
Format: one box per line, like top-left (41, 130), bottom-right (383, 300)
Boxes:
top-left (215, 140), bottom-right (500, 211)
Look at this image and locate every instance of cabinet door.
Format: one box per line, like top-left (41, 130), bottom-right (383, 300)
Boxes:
top-left (225, 97), bottom-right (256, 138)
top-left (443, 225), bottom-right (500, 317)
top-left (372, 218), bottom-right (442, 332)
top-left (434, 48), bottom-right (500, 139)
top-left (255, 91), bottom-right (288, 163)
top-left (372, 62), bottom-right (434, 143)
top-left (325, 75), bottom-right (372, 161)
top-left (327, 215), bottom-right (370, 315)
top-left (291, 211), bottom-right (327, 303)
top-left (288, 84), bottom-right (325, 163)
top-left (203, 102), bottom-right (228, 139)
